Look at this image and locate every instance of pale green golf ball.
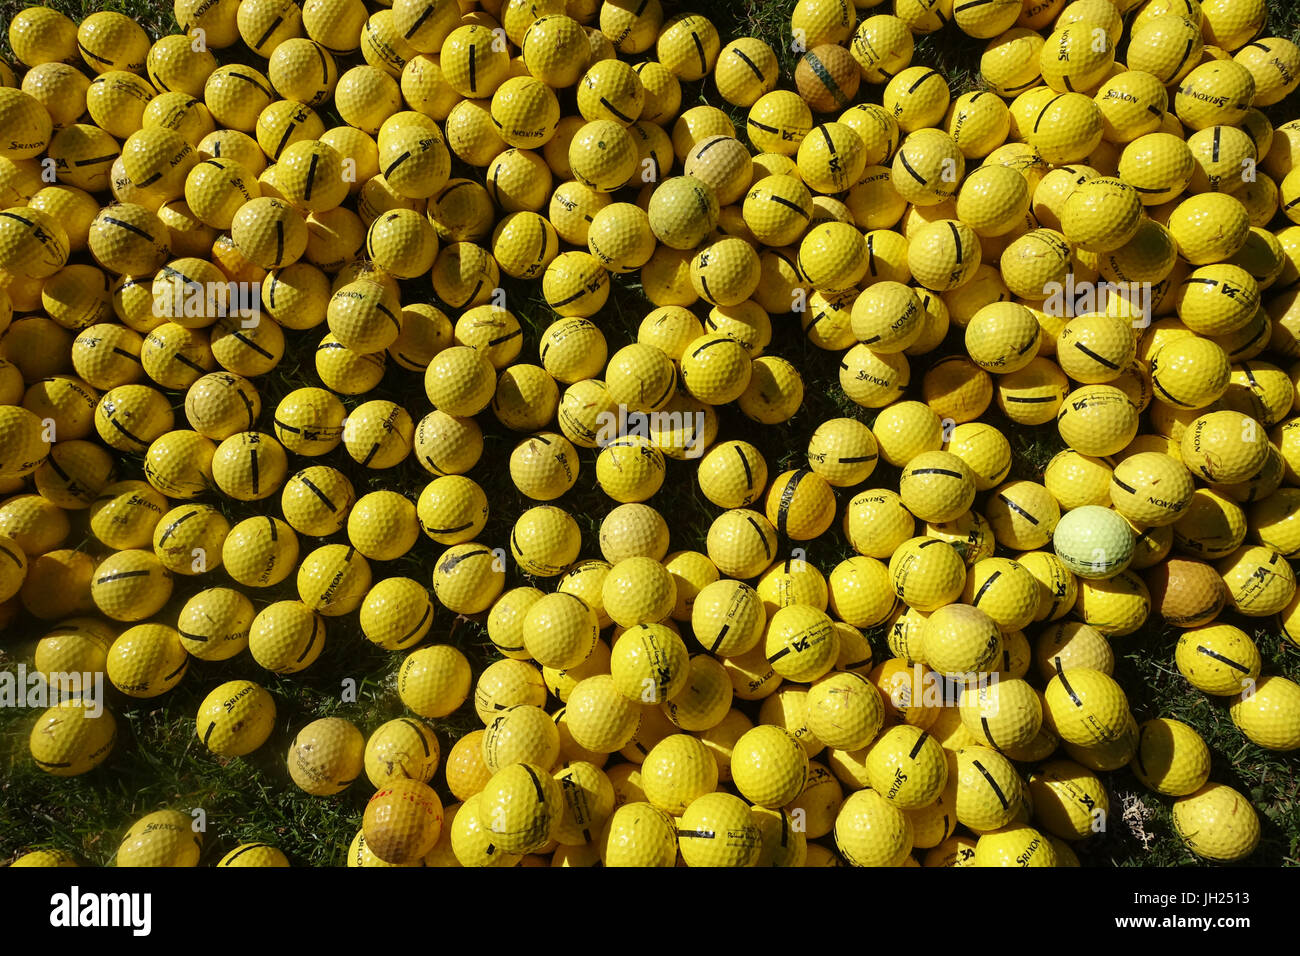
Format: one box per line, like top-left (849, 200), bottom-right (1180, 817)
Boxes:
top-left (1052, 505), bottom-right (1134, 580)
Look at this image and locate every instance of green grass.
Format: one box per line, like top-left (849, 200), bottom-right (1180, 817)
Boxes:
top-left (1, 0), bottom-right (1299, 868)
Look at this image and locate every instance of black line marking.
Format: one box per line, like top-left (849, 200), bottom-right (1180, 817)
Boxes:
top-left (1150, 375), bottom-right (1192, 407)
top-left (73, 153), bottom-right (118, 167)
top-left (775, 469), bottom-right (806, 537)
top-left (972, 569), bottom-right (1001, 606)
top-left (95, 569), bottom-right (152, 583)
top-left (1056, 664), bottom-right (1082, 706)
top-left (296, 474), bottom-right (338, 512)
top-left (734, 512), bottom-right (769, 560)
top-left (732, 48), bottom-right (765, 82)
top-left (896, 150), bottom-right (926, 185)
top-left (254, 16), bottom-right (284, 50)
top-left (1170, 39), bottom-right (1195, 84)
top-left (522, 762), bottom-right (546, 802)
top-left (304, 151), bottom-right (320, 201)
top-left (708, 623), bottom-right (731, 653)
top-left (162, 658), bottom-right (188, 681)
top-left (971, 758), bottom-right (1009, 809)
top-left (997, 493), bottom-right (1039, 524)
top-left (426, 521), bottom-right (473, 534)
top-left (400, 719), bottom-right (432, 755)
top-left (228, 70), bottom-right (275, 100)
top-left (1033, 94), bottom-right (1065, 133)
top-left (908, 467), bottom-right (964, 478)
top-left (768, 194), bottom-right (809, 218)
top-left (274, 117), bottom-right (295, 159)
top-left (221, 842), bottom-right (272, 864)
top-left (908, 69), bottom-right (939, 95)
top-left (295, 614), bottom-right (321, 662)
top-left (403, 3), bottom-right (435, 39)
top-left (231, 331), bottom-right (274, 359)
top-left (599, 96), bottom-right (634, 124)
top-left (1195, 644), bottom-right (1252, 673)
top-left (907, 730), bottom-right (930, 759)
top-left (99, 215), bottom-right (153, 241)
top-left (157, 507), bottom-right (202, 546)
top-left (1073, 341), bottom-right (1119, 370)
top-left (736, 444), bottom-right (755, 491)
top-left (78, 40), bottom-right (113, 64)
